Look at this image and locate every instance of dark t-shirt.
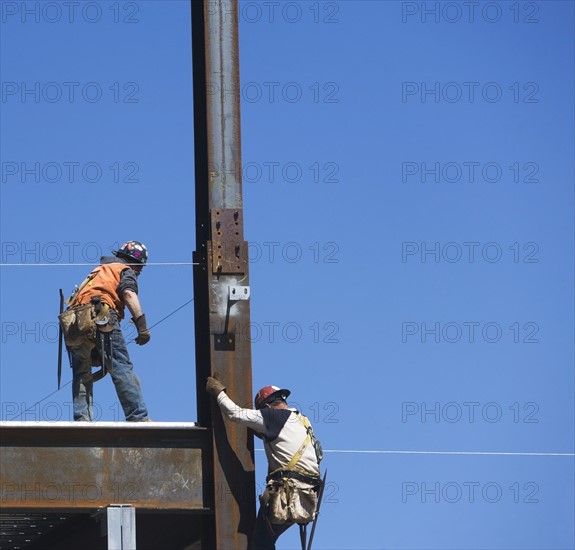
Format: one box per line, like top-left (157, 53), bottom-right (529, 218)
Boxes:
top-left (100, 256), bottom-right (139, 295)
top-left (260, 408), bottom-right (294, 442)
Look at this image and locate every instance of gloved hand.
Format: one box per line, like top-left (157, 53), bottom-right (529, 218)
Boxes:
top-left (134, 314), bottom-right (151, 345)
top-left (206, 373), bottom-right (226, 397)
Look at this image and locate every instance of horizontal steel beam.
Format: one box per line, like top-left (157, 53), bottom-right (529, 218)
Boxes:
top-left (0, 422), bottom-right (209, 510)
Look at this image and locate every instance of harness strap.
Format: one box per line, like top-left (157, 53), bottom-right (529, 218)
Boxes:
top-left (67, 272), bottom-right (97, 306)
top-left (285, 414), bottom-right (313, 471)
top-left (266, 469), bottom-right (321, 486)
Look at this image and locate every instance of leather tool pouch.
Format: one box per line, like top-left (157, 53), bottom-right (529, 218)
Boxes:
top-left (58, 303), bottom-right (97, 347)
top-left (262, 479), bottom-right (318, 525)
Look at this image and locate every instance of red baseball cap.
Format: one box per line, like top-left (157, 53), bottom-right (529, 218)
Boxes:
top-left (254, 385), bottom-right (291, 409)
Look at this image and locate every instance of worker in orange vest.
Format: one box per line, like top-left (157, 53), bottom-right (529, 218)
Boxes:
top-left (66, 241), bottom-right (151, 421)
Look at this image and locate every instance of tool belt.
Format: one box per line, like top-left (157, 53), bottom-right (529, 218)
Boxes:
top-left (261, 473), bottom-right (319, 525)
top-left (266, 470), bottom-right (321, 487)
top-left (58, 297), bottom-right (114, 348)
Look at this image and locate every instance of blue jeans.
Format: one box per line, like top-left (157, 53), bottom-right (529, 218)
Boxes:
top-left (70, 325), bottom-right (148, 421)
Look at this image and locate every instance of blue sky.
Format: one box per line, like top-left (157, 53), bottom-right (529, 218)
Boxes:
top-left (1, 1), bottom-right (573, 549)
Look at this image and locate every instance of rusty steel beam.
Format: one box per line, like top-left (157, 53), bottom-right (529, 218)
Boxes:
top-left (191, 1), bottom-right (256, 549)
top-left (0, 422), bottom-right (208, 510)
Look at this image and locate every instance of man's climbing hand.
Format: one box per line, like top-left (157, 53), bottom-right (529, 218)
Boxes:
top-left (206, 373), bottom-right (226, 397)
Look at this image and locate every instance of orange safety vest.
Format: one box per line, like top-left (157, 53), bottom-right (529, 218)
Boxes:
top-left (72, 263), bottom-right (130, 319)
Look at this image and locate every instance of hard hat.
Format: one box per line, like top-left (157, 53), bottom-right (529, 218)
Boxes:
top-left (255, 385), bottom-right (291, 409)
top-left (113, 241), bottom-right (148, 265)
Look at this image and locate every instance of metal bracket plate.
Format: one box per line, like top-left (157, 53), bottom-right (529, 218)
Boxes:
top-left (228, 286), bottom-right (250, 301)
top-left (214, 333), bottom-right (235, 351)
top-left (211, 209), bottom-right (247, 274)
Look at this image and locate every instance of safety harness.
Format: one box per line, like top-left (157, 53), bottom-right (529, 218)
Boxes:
top-left (264, 413), bottom-right (323, 550)
top-left (287, 414), bottom-right (314, 470)
top-left (266, 413), bottom-right (321, 482)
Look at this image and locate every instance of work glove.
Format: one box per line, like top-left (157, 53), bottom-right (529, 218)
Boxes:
top-left (134, 314), bottom-right (151, 345)
top-left (206, 373), bottom-right (226, 398)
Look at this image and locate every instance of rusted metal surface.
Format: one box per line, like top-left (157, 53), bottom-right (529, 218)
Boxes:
top-left (210, 209), bottom-right (247, 274)
top-left (191, 1), bottom-right (256, 548)
top-left (0, 422), bottom-right (208, 510)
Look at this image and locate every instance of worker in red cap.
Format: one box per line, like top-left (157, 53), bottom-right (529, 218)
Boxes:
top-left (206, 375), bottom-right (323, 549)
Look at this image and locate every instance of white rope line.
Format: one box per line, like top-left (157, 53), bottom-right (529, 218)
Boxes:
top-left (255, 449), bottom-right (575, 457)
top-left (0, 262), bottom-right (201, 267)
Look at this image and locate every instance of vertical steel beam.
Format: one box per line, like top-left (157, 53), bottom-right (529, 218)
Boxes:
top-left (106, 505), bottom-right (136, 550)
top-left (191, 1), bottom-right (256, 549)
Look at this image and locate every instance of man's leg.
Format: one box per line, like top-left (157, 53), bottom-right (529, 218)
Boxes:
top-left (108, 326), bottom-right (148, 421)
top-left (70, 341), bottom-right (94, 421)
top-left (252, 505), bottom-right (293, 550)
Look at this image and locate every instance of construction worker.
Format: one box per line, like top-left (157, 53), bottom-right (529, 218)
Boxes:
top-left (206, 376), bottom-right (322, 549)
top-left (66, 241), bottom-right (151, 421)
